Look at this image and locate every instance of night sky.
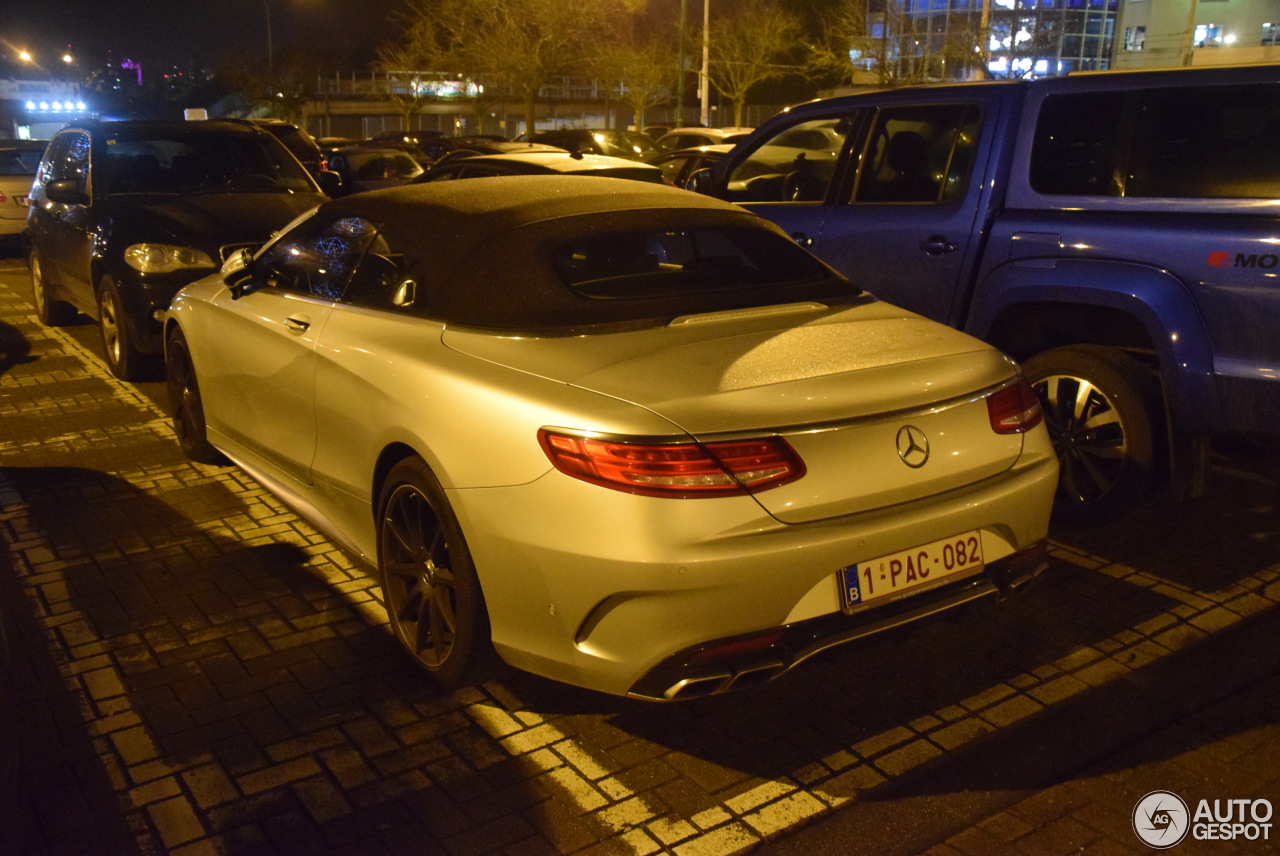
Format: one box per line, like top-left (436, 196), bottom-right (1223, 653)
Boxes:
top-left (1, 0), bottom-right (407, 73)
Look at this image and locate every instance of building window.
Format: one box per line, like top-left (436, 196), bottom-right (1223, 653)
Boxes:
top-left (1125, 26), bottom-right (1146, 50)
top-left (1264, 23), bottom-right (1280, 46)
top-left (1194, 23), bottom-right (1223, 47)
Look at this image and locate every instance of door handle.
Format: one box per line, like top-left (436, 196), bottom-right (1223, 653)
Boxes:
top-left (284, 315), bottom-right (311, 334)
top-left (920, 235), bottom-right (958, 256)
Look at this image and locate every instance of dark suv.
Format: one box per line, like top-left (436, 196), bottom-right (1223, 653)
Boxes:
top-left (27, 119), bottom-right (331, 379)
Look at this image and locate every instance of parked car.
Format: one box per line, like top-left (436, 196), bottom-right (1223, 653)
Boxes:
top-left (428, 140), bottom-right (566, 167)
top-left (526, 128), bottom-right (657, 161)
top-left (414, 150), bottom-right (663, 183)
top-left (325, 145), bottom-right (424, 195)
top-left (655, 126), bottom-right (754, 152)
top-left (0, 139), bottom-right (46, 243)
top-left (163, 176), bottom-right (1058, 699)
top-left (363, 131), bottom-right (448, 163)
top-left (241, 119), bottom-right (329, 177)
top-left (647, 143), bottom-right (733, 188)
top-left (26, 119), bottom-right (333, 380)
top-left (699, 62), bottom-right (1280, 520)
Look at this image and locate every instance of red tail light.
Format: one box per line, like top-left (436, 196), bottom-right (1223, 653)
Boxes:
top-left (538, 430), bottom-right (805, 498)
top-left (987, 376), bottom-right (1044, 434)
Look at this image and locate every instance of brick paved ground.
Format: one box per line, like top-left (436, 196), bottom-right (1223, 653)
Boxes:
top-left (2, 253), bottom-right (1278, 856)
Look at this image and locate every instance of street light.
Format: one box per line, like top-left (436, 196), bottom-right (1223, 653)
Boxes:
top-left (264, 0), bottom-right (275, 76)
top-left (698, 0), bottom-right (710, 126)
top-left (676, 0), bottom-right (687, 126)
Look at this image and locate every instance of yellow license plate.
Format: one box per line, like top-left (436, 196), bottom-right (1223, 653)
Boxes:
top-left (840, 530), bottom-right (984, 611)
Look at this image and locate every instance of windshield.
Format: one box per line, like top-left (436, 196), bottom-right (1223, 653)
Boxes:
top-left (100, 130), bottom-right (317, 195)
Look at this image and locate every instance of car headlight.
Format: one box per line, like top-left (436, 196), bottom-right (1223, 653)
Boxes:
top-left (124, 243), bottom-right (216, 274)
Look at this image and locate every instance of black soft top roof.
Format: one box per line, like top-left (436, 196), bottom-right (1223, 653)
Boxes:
top-left (322, 176), bottom-right (857, 331)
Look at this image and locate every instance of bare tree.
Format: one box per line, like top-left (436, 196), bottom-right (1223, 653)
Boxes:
top-left (591, 1), bottom-right (678, 131)
top-left (213, 47), bottom-right (317, 123)
top-left (704, 0), bottom-right (808, 127)
top-left (387, 0), bottom-right (604, 136)
top-left (374, 39), bottom-right (438, 132)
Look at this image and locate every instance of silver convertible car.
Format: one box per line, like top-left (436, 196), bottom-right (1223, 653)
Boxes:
top-left (164, 177), bottom-right (1059, 701)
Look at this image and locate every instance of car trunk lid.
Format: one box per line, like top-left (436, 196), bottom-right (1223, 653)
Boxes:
top-left (443, 302), bottom-right (1025, 522)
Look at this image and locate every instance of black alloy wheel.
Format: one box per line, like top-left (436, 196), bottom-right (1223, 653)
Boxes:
top-left (1023, 344), bottom-right (1158, 522)
top-left (378, 457), bottom-right (493, 686)
top-left (165, 328), bottom-right (224, 464)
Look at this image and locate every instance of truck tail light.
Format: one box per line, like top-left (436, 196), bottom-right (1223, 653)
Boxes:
top-left (538, 430), bottom-right (805, 498)
top-left (987, 376), bottom-right (1044, 434)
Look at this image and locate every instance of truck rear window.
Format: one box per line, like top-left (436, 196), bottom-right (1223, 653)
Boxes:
top-left (1031, 83), bottom-right (1280, 200)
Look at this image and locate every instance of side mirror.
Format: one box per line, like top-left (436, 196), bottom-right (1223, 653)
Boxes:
top-left (684, 167), bottom-right (716, 196)
top-left (220, 248), bottom-right (255, 297)
top-left (44, 178), bottom-right (88, 206)
top-left (315, 170), bottom-right (343, 198)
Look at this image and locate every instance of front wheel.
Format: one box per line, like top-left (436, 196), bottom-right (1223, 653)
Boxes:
top-left (378, 457), bottom-right (494, 688)
top-left (165, 327), bottom-right (224, 465)
top-left (1023, 345), bottom-right (1159, 523)
top-left (97, 277), bottom-right (155, 381)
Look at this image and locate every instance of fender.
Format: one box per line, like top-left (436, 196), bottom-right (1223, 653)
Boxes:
top-left (965, 257), bottom-right (1219, 434)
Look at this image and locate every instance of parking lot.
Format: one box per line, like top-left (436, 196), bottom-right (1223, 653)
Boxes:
top-left (2, 249), bottom-right (1278, 855)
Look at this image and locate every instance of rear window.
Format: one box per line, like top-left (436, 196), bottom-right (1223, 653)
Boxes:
top-left (553, 226), bottom-right (837, 299)
top-left (0, 148), bottom-right (44, 176)
top-left (1031, 82), bottom-right (1280, 199)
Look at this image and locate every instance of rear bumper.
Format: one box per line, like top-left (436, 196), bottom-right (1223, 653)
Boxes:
top-left (626, 540), bottom-right (1049, 701)
top-left (453, 432), bottom-right (1059, 699)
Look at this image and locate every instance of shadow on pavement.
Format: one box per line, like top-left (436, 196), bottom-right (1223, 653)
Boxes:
top-left (0, 318), bottom-right (36, 376)
top-left (0, 465), bottom-right (465, 853)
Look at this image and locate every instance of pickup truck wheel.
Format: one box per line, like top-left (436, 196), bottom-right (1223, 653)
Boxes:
top-left (1022, 345), bottom-right (1158, 522)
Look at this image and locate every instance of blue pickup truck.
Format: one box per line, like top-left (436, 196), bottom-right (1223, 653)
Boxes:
top-left (701, 63), bottom-right (1280, 520)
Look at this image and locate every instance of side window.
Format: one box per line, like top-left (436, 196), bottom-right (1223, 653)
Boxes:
top-left (725, 116), bottom-right (857, 202)
top-left (1029, 91), bottom-right (1126, 196)
top-left (343, 226), bottom-right (419, 311)
top-left (853, 104), bottom-right (980, 204)
top-left (256, 214), bottom-right (380, 299)
top-left (1126, 82), bottom-right (1280, 199)
top-left (654, 155), bottom-right (691, 185)
top-left (40, 131), bottom-right (91, 193)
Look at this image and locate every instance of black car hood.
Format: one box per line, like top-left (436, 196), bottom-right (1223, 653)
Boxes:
top-left (109, 191), bottom-right (322, 256)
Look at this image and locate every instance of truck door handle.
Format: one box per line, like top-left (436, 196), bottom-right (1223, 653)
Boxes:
top-left (920, 235), bottom-right (958, 256)
top-left (284, 315), bottom-right (311, 334)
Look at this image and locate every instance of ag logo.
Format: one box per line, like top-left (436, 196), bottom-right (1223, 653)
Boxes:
top-left (1133, 790), bottom-right (1190, 848)
top-left (896, 425), bottom-right (929, 468)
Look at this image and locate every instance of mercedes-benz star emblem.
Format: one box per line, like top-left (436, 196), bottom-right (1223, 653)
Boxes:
top-left (896, 425), bottom-right (930, 468)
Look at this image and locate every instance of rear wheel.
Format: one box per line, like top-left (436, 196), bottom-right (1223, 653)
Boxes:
top-left (1023, 345), bottom-right (1159, 522)
top-left (97, 276), bottom-right (155, 381)
top-left (165, 327), bottom-right (224, 464)
top-left (378, 457), bottom-right (494, 687)
top-left (29, 252), bottom-right (75, 326)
